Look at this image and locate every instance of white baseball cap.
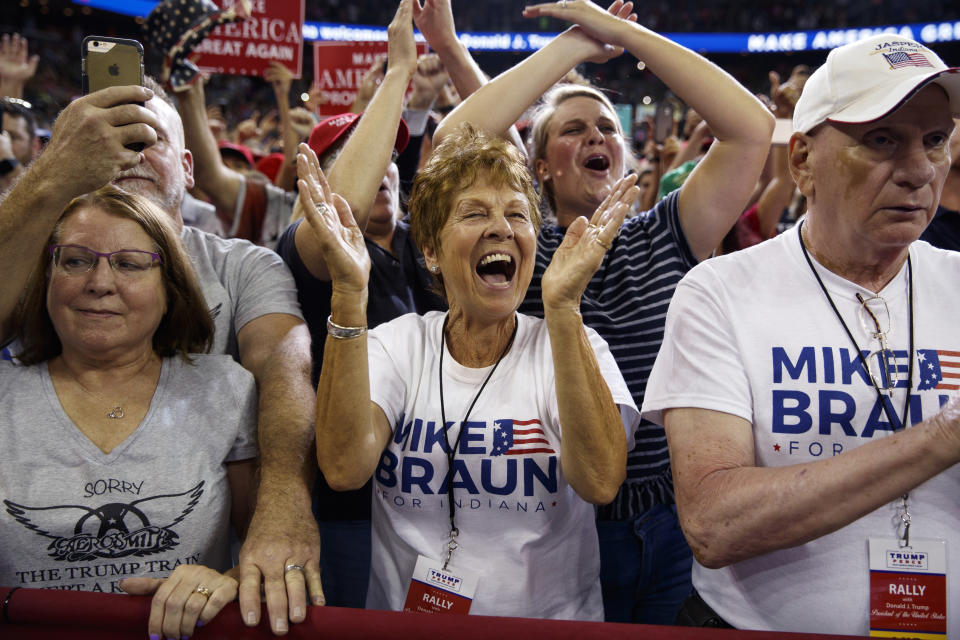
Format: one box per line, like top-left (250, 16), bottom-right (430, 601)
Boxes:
top-left (793, 34), bottom-right (960, 134)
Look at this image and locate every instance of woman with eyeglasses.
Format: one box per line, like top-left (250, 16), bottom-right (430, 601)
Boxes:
top-left (0, 185), bottom-right (257, 640)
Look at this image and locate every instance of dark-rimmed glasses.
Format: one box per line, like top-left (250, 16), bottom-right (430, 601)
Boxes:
top-left (49, 244), bottom-right (162, 277)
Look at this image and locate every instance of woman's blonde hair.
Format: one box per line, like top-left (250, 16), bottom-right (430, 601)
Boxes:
top-left (528, 84), bottom-right (623, 212)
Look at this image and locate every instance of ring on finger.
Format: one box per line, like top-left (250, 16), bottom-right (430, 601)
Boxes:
top-left (593, 235), bottom-right (612, 251)
top-left (316, 202), bottom-right (329, 215)
top-left (284, 563), bottom-right (305, 575)
top-left (195, 584), bottom-right (212, 599)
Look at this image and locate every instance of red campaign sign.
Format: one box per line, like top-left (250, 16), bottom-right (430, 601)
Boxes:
top-left (192, 0), bottom-right (304, 78)
top-left (313, 41), bottom-right (427, 117)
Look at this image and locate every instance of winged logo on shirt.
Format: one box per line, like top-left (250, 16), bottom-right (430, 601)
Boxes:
top-left (3, 481), bottom-right (204, 562)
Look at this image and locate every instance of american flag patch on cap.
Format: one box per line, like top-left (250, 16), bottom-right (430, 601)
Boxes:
top-left (883, 51), bottom-right (934, 69)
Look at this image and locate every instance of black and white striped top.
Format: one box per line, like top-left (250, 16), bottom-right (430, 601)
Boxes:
top-left (519, 190), bottom-right (697, 520)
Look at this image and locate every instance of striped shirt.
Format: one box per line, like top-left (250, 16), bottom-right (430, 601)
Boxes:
top-left (519, 191), bottom-right (697, 519)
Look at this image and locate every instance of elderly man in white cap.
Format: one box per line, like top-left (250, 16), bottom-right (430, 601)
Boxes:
top-left (642, 34), bottom-right (960, 634)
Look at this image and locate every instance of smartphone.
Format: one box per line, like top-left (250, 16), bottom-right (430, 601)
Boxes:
top-left (653, 101), bottom-right (674, 144)
top-left (82, 37), bottom-right (145, 151)
top-left (81, 36), bottom-right (144, 95)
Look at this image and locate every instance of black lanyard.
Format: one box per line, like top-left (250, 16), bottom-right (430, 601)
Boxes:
top-left (438, 313), bottom-right (517, 568)
top-left (797, 221), bottom-right (915, 430)
top-left (798, 222), bottom-right (916, 545)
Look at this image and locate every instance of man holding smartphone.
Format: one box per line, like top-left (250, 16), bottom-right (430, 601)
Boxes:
top-left (0, 79), bottom-right (323, 636)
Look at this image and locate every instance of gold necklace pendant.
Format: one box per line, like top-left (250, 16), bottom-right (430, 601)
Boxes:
top-left (108, 406), bottom-right (125, 419)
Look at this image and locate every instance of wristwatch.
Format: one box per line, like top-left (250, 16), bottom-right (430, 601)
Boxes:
top-left (0, 157), bottom-right (18, 176)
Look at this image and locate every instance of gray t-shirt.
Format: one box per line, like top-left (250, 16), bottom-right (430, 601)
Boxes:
top-left (0, 355), bottom-right (257, 594)
top-left (181, 192), bottom-right (225, 237)
top-left (180, 225), bottom-right (303, 359)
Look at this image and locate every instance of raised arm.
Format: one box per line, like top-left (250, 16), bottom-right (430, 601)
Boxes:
top-left (0, 33), bottom-right (38, 99)
top-left (413, 0), bottom-right (527, 153)
top-left (177, 77), bottom-right (246, 217)
top-left (330, 0), bottom-right (416, 222)
top-left (755, 69), bottom-right (806, 239)
top-left (433, 0), bottom-right (634, 149)
top-left (414, 0), bottom-right (483, 102)
top-left (292, 0), bottom-right (418, 281)
top-left (0, 86), bottom-right (157, 341)
top-left (541, 174), bottom-right (639, 503)
top-left (297, 144), bottom-right (393, 488)
top-left (264, 62), bottom-right (301, 192)
top-left (523, 0), bottom-right (775, 260)
top-left (396, 54), bottom-right (447, 189)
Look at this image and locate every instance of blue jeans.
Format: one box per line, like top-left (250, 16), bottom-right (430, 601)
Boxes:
top-left (317, 520), bottom-right (371, 608)
top-left (598, 504), bottom-right (693, 624)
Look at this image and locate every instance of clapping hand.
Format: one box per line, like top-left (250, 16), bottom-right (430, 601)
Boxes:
top-left (524, 0), bottom-right (638, 64)
top-left (413, 0), bottom-right (458, 50)
top-left (542, 173), bottom-right (638, 310)
top-left (296, 143), bottom-right (370, 293)
top-left (388, 0), bottom-right (419, 79)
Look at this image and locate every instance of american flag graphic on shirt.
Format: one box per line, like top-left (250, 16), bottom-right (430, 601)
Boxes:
top-left (882, 51), bottom-right (934, 69)
top-left (490, 419), bottom-right (556, 456)
top-left (917, 349), bottom-right (960, 391)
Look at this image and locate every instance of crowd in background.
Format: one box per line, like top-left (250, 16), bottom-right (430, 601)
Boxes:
top-left (4, 0), bottom-right (959, 135)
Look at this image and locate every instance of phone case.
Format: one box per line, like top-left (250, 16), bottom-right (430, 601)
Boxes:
top-left (81, 36), bottom-right (144, 95)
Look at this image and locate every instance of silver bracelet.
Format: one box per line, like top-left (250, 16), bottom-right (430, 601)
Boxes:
top-left (326, 315), bottom-right (367, 339)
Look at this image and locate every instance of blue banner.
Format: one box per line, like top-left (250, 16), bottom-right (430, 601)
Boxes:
top-left (71, 2), bottom-right (960, 53)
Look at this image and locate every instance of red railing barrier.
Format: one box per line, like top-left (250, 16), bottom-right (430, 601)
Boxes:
top-left (1, 586), bottom-right (866, 640)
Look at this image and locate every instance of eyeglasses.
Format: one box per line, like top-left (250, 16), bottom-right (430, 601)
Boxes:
top-left (857, 293), bottom-right (902, 392)
top-left (49, 244), bottom-right (162, 277)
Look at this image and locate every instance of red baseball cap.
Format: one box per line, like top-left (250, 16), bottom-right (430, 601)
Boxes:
top-left (217, 140), bottom-right (255, 168)
top-left (255, 152), bottom-right (285, 183)
top-left (307, 112), bottom-right (410, 160)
